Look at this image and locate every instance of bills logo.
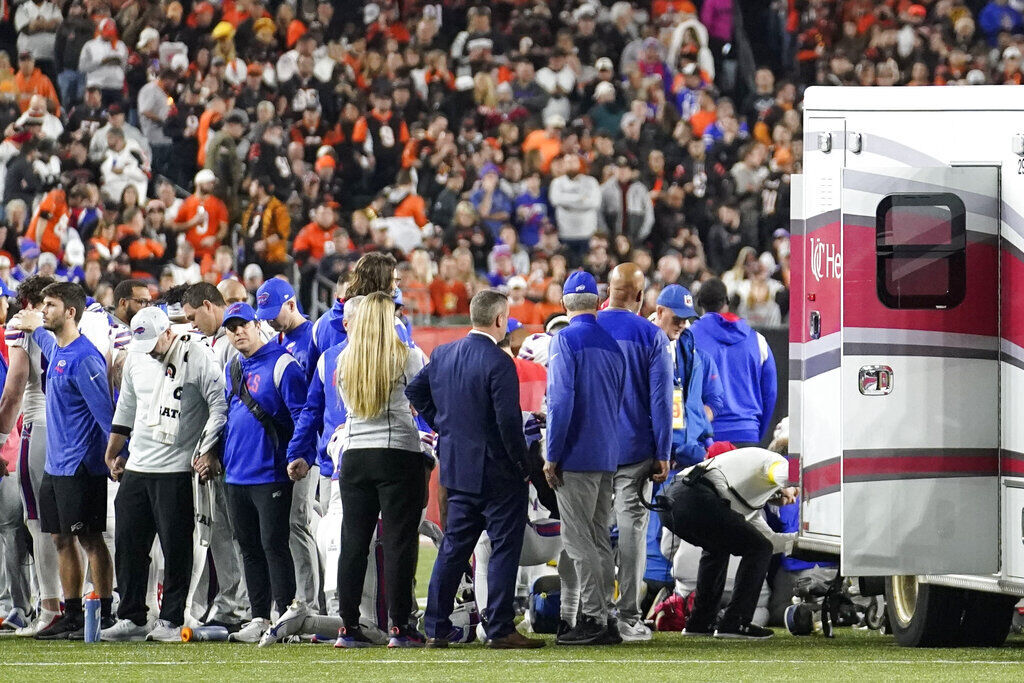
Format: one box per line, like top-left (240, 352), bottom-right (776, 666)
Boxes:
top-left (257, 292), bottom-right (270, 306)
top-left (134, 326), bottom-right (146, 336)
top-left (55, 359), bottom-right (67, 375)
top-left (810, 237), bottom-right (842, 282)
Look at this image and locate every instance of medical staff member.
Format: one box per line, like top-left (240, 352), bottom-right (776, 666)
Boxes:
top-left (220, 302), bottom-right (308, 646)
top-left (543, 271), bottom-right (626, 646)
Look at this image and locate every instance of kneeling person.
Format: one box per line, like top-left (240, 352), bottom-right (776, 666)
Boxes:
top-left (101, 308), bottom-right (227, 642)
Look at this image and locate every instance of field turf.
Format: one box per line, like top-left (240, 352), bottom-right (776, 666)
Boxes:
top-left (4, 545), bottom-right (1024, 681)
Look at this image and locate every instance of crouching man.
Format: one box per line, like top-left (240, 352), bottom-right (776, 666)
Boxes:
top-left (657, 446), bottom-right (797, 640)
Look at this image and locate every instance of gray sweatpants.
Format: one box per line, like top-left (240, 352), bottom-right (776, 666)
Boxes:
top-left (556, 470), bottom-right (614, 624)
top-left (289, 474), bottom-right (321, 610)
top-left (612, 459), bottom-right (653, 623)
top-left (0, 473), bottom-right (31, 615)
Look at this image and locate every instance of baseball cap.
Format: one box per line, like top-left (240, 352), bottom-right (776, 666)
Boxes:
top-left (21, 240), bottom-right (40, 260)
top-left (595, 57), bottom-right (614, 71)
top-left (222, 301), bottom-right (257, 326)
top-left (506, 317), bottom-right (522, 333)
top-left (545, 114), bottom-right (566, 129)
top-left (195, 169), bottom-right (216, 186)
top-left (563, 271), bottom-right (598, 296)
top-left (128, 307), bottom-right (171, 354)
top-left (1005, 45), bottom-right (1022, 60)
top-left (64, 240), bottom-right (85, 267)
top-left (255, 278), bottom-right (296, 320)
top-left (544, 314), bottom-right (570, 334)
top-left (657, 284), bottom-right (697, 319)
top-left (507, 275), bottom-right (527, 290)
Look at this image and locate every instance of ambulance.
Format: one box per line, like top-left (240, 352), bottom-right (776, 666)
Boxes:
top-left (791, 86), bottom-right (1024, 647)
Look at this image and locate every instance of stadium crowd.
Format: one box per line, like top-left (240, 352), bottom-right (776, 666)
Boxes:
top-left (0, 0), bottom-right (1014, 651)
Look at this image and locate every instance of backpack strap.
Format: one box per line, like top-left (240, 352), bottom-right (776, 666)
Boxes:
top-left (229, 357), bottom-right (280, 449)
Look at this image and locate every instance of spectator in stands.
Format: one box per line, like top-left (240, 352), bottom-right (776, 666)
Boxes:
top-left (14, 51), bottom-right (59, 115)
top-left (549, 153), bottom-right (602, 261)
top-left (240, 177), bottom-right (291, 278)
top-left (174, 169), bottom-right (229, 265)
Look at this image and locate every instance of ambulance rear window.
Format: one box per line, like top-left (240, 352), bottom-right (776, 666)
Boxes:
top-left (875, 193), bottom-right (966, 309)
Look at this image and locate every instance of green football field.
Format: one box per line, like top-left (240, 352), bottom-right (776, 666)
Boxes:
top-left (4, 544), bottom-right (1024, 680)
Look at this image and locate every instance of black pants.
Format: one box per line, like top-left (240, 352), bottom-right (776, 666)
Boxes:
top-left (663, 479), bottom-right (773, 630)
top-left (114, 471), bottom-right (194, 626)
top-left (338, 448), bottom-right (426, 630)
top-left (226, 481), bottom-right (296, 619)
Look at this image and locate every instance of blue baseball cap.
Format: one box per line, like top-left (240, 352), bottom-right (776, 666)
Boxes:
top-left (657, 284), bottom-right (698, 319)
top-left (222, 301), bottom-right (257, 326)
top-left (21, 240), bottom-right (40, 260)
top-left (562, 271), bottom-right (598, 296)
top-left (255, 278), bottom-right (295, 320)
top-left (507, 317), bottom-right (522, 333)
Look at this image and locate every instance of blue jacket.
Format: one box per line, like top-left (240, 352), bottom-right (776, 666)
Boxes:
top-left (597, 309), bottom-right (673, 466)
top-left (311, 300), bottom-right (346, 360)
top-left (223, 341), bottom-right (308, 485)
top-left (406, 332), bottom-right (528, 495)
top-left (545, 314), bottom-right (625, 473)
top-left (35, 330), bottom-right (113, 476)
top-left (280, 319), bottom-right (315, 382)
top-left (691, 313), bottom-right (777, 443)
top-left (672, 328), bottom-right (725, 466)
top-left (288, 341), bottom-right (345, 476)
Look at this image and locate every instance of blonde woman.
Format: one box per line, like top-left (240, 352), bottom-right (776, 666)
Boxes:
top-left (334, 292), bottom-right (428, 649)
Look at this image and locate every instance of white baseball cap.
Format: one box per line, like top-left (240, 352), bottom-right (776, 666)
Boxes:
top-left (128, 307), bottom-right (171, 354)
top-left (507, 275), bottom-right (528, 290)
top-left (194, 169), bottom-right (216, 186)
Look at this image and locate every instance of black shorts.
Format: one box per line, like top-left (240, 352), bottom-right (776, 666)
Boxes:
top-left (39, 464), bottom-right (107, 535)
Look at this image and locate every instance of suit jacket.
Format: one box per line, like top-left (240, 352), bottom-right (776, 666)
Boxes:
top-left (406, 332), bottom-right (528, 495)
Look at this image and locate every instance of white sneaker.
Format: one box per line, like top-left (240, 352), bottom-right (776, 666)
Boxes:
top-left (0, 607), bottom-right (30, 632)
top-left (15, 609), bottom-right (62, 637)
top-left (101, 618), bottom-right (151, 642)
top-left (258, 600), bottom-right (308, 648)
top-left (146, 619), bottom-right (182, 642)
top-left (618, 618), bottom-right (653, 642)
top-left (228, 618), bottom-right (271, 643)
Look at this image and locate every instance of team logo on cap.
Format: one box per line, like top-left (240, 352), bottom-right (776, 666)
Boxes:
top-left (684, 295), bottom-right (693, 306)
top-left (134, 326), bottom-right (146, 336)
top-left (257, 292), bottom-right (270, 306)
top-left (226, 303), bottom-right (244, 315)
top-left (575, 284), bottom-right (586, 292)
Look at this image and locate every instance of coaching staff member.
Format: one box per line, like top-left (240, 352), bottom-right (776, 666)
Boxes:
top-left (543, 271), bottom-right (626, 646)
top-left (100, 308), bottom-right (227, 642)
top-left (406, 290), bottom-right (544, 650)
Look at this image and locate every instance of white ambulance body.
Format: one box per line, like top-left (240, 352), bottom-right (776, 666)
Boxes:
top-left (793, 86), bottom-right (1024, 646)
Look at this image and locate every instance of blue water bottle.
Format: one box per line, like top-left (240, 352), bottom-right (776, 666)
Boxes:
top-left (84, 592), bottom-right (101, 643)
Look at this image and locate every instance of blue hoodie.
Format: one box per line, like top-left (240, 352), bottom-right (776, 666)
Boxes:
top-left (545, 314), bottom-right (625, 472)
top-left (311, 300), bottom-right (346, 360)
top-left (672, 329), bottom-right (725, 466)
top-left (223, 341), bottom-right (308, 485)
top-left (690, 312), bottom-right (777, 443)
top-left (34, 330), bottom-right (114, 476)
top-left (279, 319), bottom-right (315, 382)
top-left (287, 342), bottom-right (346, 476)
top-left (596, 309), bottom-right (673, 466)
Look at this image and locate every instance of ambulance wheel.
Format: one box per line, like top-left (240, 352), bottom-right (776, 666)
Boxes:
top-left (958, 591), bottom-right (1016, 647)
top-left (884, 576), bottom-right (964, 647)
top-left (784, 604), bottom-right (813, 636)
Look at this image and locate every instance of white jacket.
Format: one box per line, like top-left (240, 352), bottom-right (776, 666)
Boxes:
top-left (79, 37), bottom-right (128, 89)
top-left (548, 173), bottom-right (602, 241)
top-left (100, 142), bottom-right (148, 203)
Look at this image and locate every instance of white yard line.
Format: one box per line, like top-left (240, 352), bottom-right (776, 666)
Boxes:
top-left (4, 659), bottom-right (1023, 666)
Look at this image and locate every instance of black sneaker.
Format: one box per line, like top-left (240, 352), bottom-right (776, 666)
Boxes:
top-left (714, 622), bottom-right (774, 640)
top-left (36, 613), bottom-right (84, 640)
top-left (556, 615), bottom-right (604, 646)
top-left (555, 619), bottom-right (573, 642)
top-left (600, 617), bottom-right (623, 645)
top-left (682, 622), bottom-right (714, 636)
top-left (68, 616), bottom-right (115, 641)
top-left (205, 619), bottom-right (242, 634)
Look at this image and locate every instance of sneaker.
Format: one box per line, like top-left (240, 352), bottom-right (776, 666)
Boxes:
top-left (69, 616), bottom-right (115, 641)
top-left (259, 600), bottom-right (309, 648)
top-left (35, 612), bottom-right (83, 640)
top-left (714, 622), bottom-right (774, 640)
top-left (555, 619), bottom-right (573, 642)
top-left (0, 608), bottom-right (29, 632)
top-left (682, 623), bottom-right (714, 637)
top-left (618, 618), bottom-right (653, 642)
top-left (204, 619), bottom-right (242, 634)
top-left (146, 619), bottom-right (182, 642)
top-left (15, 609), bottom-right (62, 637)
top-left (387, 625), bottom-right (426, 648)
top-left (556, 615), bottom-right (604, 646)
top-left (101, 618), bottom-right (151, 642)
top-left (228, 618), bottom-right (271, 643)
top-left (334, 625), bottom-right (374, 649)
top-left (600, 617), bottom-right (623, 645)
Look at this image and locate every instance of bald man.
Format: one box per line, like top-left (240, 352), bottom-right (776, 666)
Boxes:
top-left (217, 278), bottom-right (249, 305)
top-left (595, 263), bottom-right (673, 642)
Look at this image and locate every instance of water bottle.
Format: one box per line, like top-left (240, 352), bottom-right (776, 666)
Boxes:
top-left (83, 592), bottom-right (101, 643)
top-left (180, 625), bottom-right (229, 642)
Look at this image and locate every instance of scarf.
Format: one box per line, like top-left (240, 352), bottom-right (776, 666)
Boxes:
top-left (145, 334), bottom-right (191, 444)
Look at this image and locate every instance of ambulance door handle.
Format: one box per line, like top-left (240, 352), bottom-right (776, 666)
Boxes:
top-left (809, 311), bottom-right (820, 340)
top-left (858, 366), bottom-right (893, 396)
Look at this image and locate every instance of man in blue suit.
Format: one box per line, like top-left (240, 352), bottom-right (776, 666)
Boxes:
top-left (406, 290), bottom-right (544, 650)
